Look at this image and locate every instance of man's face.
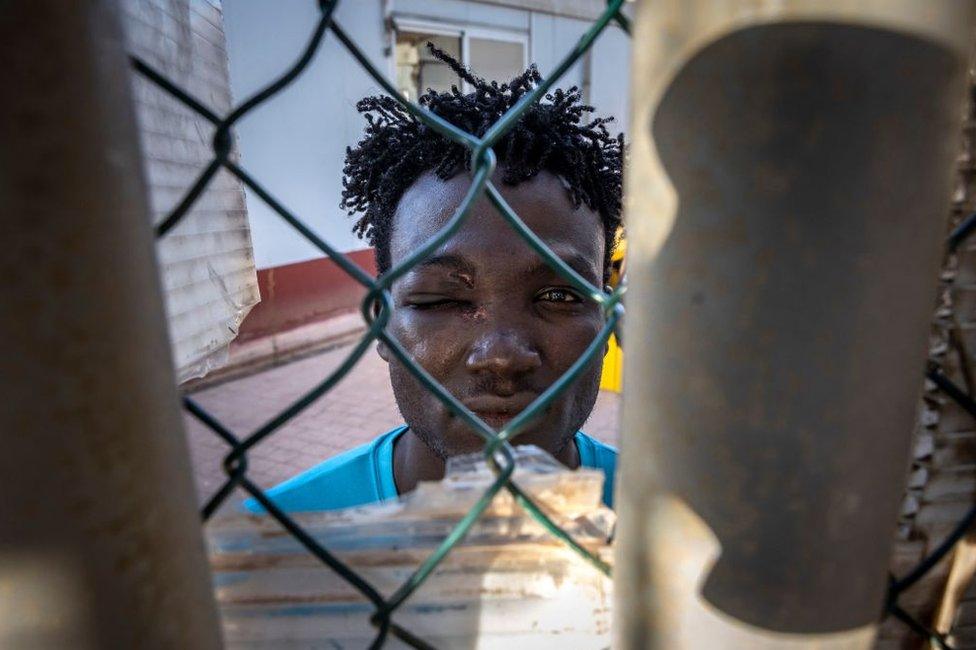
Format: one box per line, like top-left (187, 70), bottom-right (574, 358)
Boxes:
top-left (379, 169), bottom-right (606, 458)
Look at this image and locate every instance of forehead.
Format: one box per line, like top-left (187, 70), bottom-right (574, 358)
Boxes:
top-left (389, 170), bottom-right (605, 279)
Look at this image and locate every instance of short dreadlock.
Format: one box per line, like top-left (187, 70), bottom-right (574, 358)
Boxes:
top-left (341, 45), bottom-right (624, 281)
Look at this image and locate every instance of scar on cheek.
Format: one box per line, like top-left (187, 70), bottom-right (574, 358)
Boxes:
top-left (450, 271), bottom-right (474, 287)
top-left (463, 305), bottom-right (489, 321)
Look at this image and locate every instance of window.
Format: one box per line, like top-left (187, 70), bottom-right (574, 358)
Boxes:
top-left (467, 36), bottom-right (525, 88)
top-left (396, 31), bottom-right (462, 102)
top-left (394, 21), bottom-right (527, 101)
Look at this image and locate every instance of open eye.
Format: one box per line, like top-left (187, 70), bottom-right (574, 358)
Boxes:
top-left (537, 288), bottom-right (582, 303)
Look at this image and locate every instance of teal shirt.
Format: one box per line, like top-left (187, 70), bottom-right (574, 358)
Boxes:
top-left (244, 426), bottom-right (617, 513)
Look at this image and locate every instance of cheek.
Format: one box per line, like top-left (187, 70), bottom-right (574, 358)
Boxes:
top-left (560, 319), bottom-right (606, 408)
top-left (389, 309), bottom-right (469, 379)
top-left (544, 316), bottom-right (605, 371)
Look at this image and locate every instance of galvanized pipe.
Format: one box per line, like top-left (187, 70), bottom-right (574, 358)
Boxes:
top-left (0, 1), bottom-right (222, 648)
top-left (615, 1), bottom-right (976, 647)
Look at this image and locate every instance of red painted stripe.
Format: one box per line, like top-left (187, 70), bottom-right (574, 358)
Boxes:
top-left (237, 248), bottom-right (377, 342)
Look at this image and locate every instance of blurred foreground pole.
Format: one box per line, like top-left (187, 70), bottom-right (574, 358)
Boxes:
top-left (615, 2), bottom-right (976, 648)
top-left (0, 1), bottom-right (222, 648)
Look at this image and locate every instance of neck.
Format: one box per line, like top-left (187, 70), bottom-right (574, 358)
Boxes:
top-left (391, 427), bottom-right (580, 496)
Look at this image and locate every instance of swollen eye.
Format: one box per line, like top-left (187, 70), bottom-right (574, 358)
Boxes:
top-left (412, 298), bottom-right (454, 308)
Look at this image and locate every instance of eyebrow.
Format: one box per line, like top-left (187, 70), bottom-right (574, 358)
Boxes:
top-left (519, 252), bottom-right (600, 285)
top-left (406, 251), bottom-right (599, 285)
top-left (408, 254), bottom-right (477, 279)
top-left (407, 253), bottom-right (477, 286)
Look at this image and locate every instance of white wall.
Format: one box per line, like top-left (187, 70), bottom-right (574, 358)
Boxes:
top-left (124, 0), bottom-right (260, 382)
top-left (587, 20), bottom-right (630, 129)
top-left (223, 0), bottom-right (630, 270)
top-left (223, 1), bottom-right (388, 269)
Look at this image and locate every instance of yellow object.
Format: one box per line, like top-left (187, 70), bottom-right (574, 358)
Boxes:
top-left (600, 229), bottom-right (626, 392)
top-left (608, 234), bottom-right (627, 289)
top-left (600, 333), bottom-right (623, 392)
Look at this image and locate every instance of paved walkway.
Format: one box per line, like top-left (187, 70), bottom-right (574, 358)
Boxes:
top-left (183, 341), bottom-right (621, 504)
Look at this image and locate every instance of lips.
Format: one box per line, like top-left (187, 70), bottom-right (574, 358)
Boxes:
top-left (473, 412), bottom-right (515, 429)
top-left (462, 393), bottom-right (538, 429)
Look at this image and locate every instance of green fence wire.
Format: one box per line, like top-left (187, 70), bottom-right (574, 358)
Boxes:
top-left (130, 0), bottom-right (976, 647)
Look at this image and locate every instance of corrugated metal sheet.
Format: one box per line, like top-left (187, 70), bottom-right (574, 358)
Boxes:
top-left (122, 0), bottom-right (260, 382)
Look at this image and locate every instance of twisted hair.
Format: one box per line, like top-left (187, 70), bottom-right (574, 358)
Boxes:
top-left (341, 45), bottom-right (624, 279)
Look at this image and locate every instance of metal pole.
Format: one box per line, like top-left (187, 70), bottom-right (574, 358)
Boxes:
top-left (0, 1), bottom-right (222, 648)
top-left (615, 2), bottom-right (976, 648)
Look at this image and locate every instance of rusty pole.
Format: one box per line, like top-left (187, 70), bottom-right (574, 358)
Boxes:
top-left (615, 2), bottom-right (976, 648)
top-left (0, 1), bottom-right (222, 648)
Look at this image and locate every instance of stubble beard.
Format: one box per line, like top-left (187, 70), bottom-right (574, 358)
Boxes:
top-left (389, 363), bottom-right (601, 463)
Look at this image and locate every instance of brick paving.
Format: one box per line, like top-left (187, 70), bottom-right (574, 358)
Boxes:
top-left (183, 340), bottom-right (621, 505)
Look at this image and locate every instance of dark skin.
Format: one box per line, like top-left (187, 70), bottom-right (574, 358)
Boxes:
top-left (377, 169), bottom-right (607, 495)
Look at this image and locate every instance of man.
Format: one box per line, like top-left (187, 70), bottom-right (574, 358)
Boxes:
top-left (248, 47), bottom-right (623, 513)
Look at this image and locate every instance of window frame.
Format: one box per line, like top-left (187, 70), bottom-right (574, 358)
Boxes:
top-left (389, 15), bottom-right (529, 95)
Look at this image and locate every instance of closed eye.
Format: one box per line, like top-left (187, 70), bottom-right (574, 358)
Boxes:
top-left (407, 296), bottom-right (464, 310)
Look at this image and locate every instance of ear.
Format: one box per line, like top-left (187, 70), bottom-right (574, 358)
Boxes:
top-left (370, 286), bottom-right (394, 363)
top-left (603, 285), bottom-right (618, 354)
top-left (377, 339), bottom-right (392, 363)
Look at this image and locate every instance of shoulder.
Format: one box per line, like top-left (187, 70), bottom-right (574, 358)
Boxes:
top-left (575, 430), bottom-right (618, 466)
top-left (575, 431), bottom-right (618, 508)
top-left (243, 426), bottom-right (406, 513)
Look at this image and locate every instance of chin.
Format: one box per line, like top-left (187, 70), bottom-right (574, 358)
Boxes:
top-left (442, 429), bottom-right (492, 457)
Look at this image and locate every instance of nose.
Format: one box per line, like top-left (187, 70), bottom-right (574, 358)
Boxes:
top-left (465, 329), bottom-right (542, 380)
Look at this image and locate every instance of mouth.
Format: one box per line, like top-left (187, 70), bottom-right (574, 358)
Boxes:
top-left (472, 411), bottom-right (516, 430)
top-left (462, 393), bottom-right (538, 431)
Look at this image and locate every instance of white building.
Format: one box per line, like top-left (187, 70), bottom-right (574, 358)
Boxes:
top-left (221, 0), bottom-right (631, 340)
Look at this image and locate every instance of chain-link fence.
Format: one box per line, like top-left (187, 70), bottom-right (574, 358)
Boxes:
top-left (130, 1), bottom-right (976, 647)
